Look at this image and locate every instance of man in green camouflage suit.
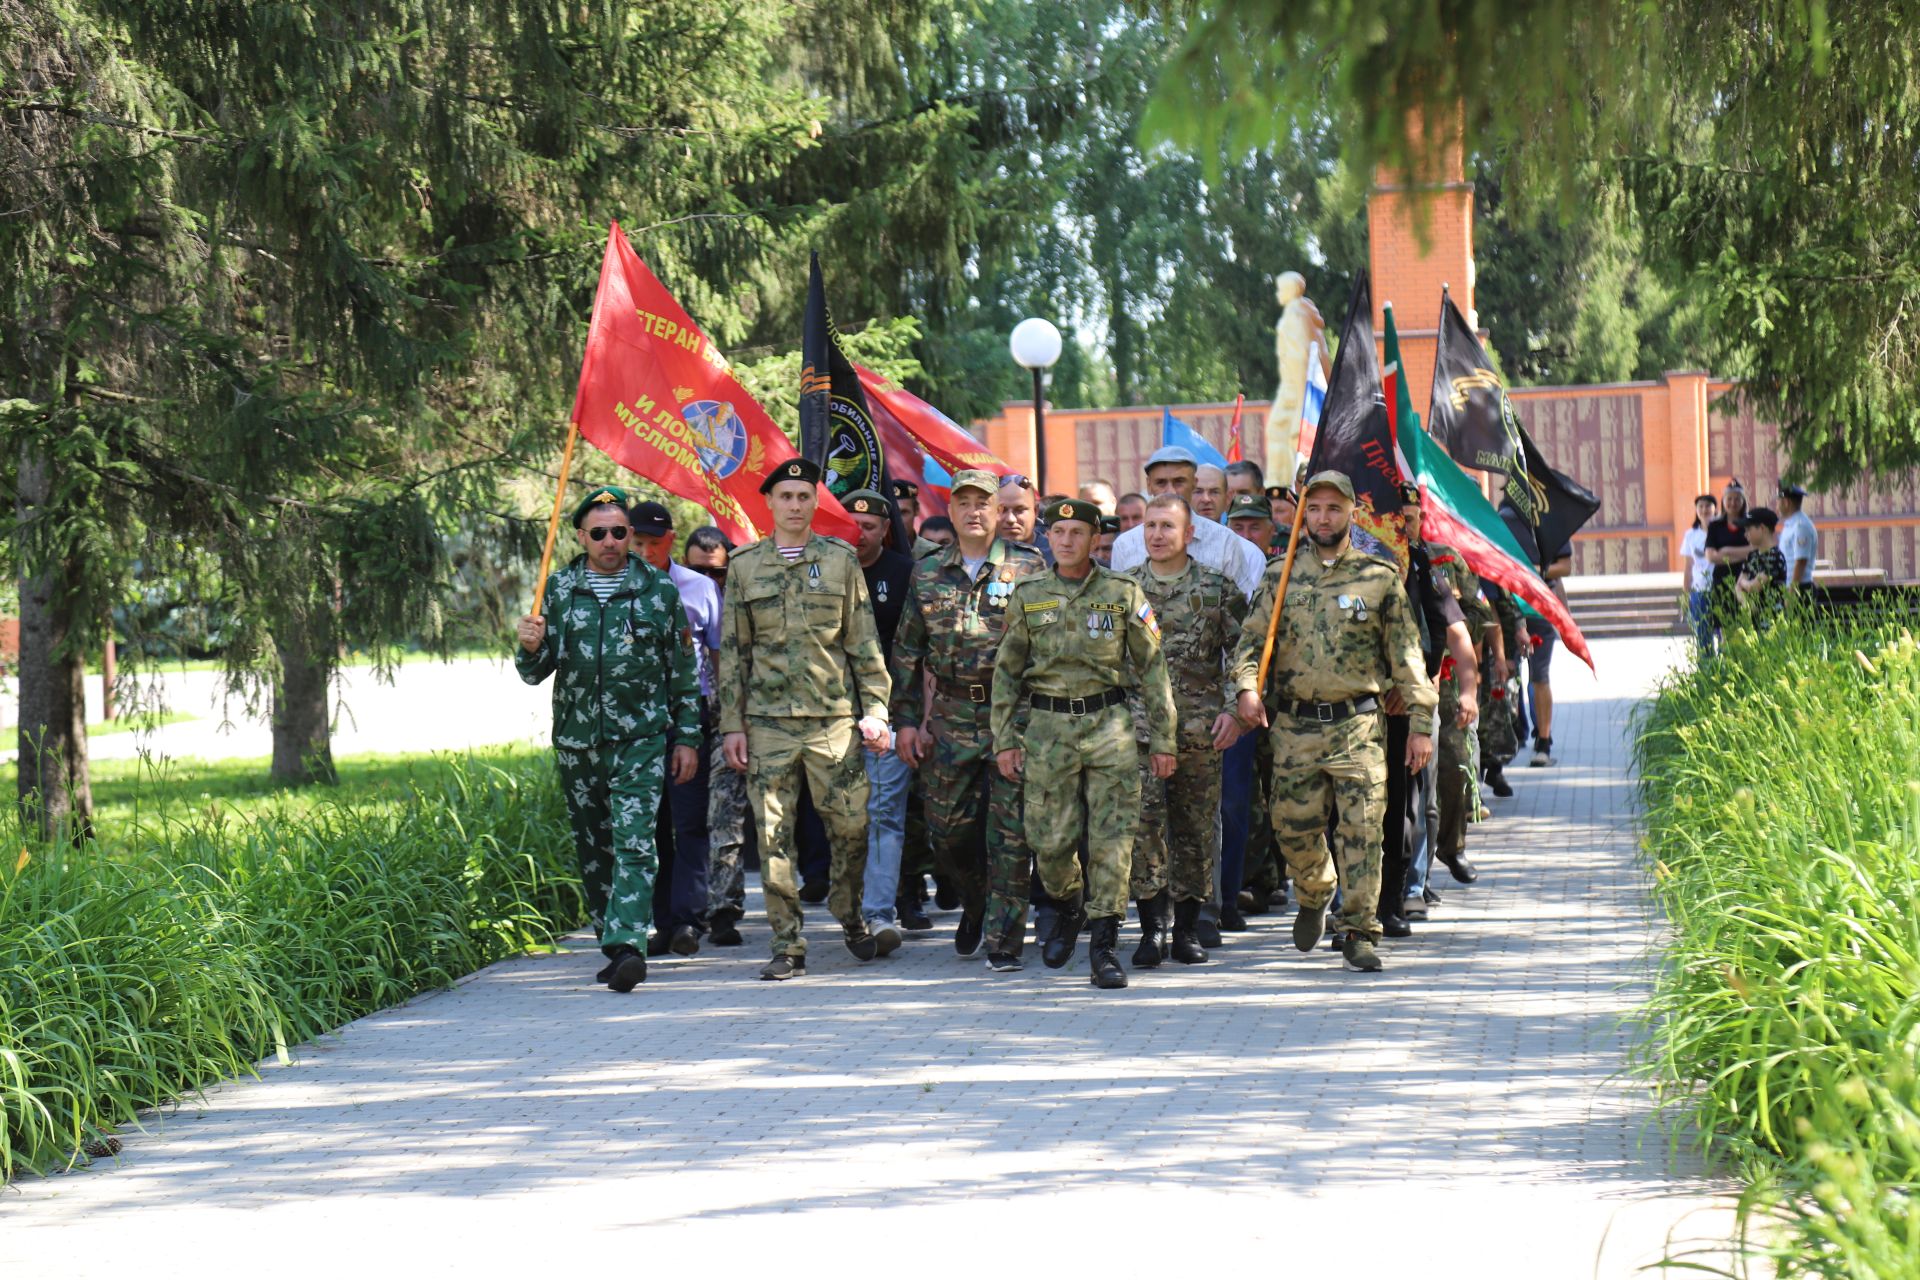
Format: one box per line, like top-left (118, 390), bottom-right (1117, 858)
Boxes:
top-left (1231, 471), bottom-right (1436, 974)
top-left (517, 486), bottom-right (701, 993)
top-left (1123, 494), bottom-right (1249, 968)
top-left (891, 469), bottom-right (1049, 970)
top-left (1427, 539), bottom-right (1490, 883)
top-left (992, 497), bottom-right (1177, 990)
top-left (718, 458), bottom-right (894, 981)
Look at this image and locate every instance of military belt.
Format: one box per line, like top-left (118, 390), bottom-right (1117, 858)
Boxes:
top-left (1029, 687), bottom-right (1127, 717)
top-left (935, 676), bottom-right (993, 704)
top-left (1278, 696), bottom-right (1379, 724)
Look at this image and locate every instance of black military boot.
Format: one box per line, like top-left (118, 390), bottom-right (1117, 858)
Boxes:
top-left (1131, 892), bottom-right (1168, 968)
top-left (1043, 891), bottom-right (1086, 969)
top-left (1171, 898), bottom-right (1208, 965)
top-left (708, 909), bottom-right (744, 947)
top-left (1088, 917), bottom-right (1128, 989)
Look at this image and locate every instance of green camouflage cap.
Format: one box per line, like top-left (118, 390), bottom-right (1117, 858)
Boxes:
top-left (841, 488), bottom-right (893, 518)
top-left (571, 484), bottom-right (633, 527)
top-left (949, 468), bottom-right (1000, 497)
top-left (1042, 497), bottom-right (1101, 529)
top-left (1301, 470), bottom-right (1356, 503)
top-left (1225, 493), bottom-right (1272, 521)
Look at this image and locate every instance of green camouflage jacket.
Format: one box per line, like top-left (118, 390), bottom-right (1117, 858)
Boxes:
top-left (1121, 559), bottom-right (1249, 749)
top-left (1230, 541), bottom-right (1438, 734)
top-left (888, 537), bottom-right (1049, 727)
top-left (716, 533), bottom-right (891, 732)
top-left (1426, 542), bottom-right (1497, 636)
top-left (515, 552), bottom-right (702, 750)
top-left (990, 565), bottom-right (1177, 755)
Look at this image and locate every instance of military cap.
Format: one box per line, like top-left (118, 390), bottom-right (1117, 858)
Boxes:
top-left (949, 468), bottom-right (1000, 498)
top-left (1780, 482), bottom-right (1808, 499)
top-left (571, 485), bottom-right (632, 527)
top-left (1099, 515), bottom-right (1121, 534)
top-left (890, 478), bottom-right (919, 499)
top-left (1264, 484), bottom-right (1296, 502)
top-left (1397, 481), bottom-right (1423, 506)
top-left (1142, 444), bottom-right (1199, 473)
top-left (1043, 497), bottom-right (1102, 529)
top-left (1225, 493), bottom-right (1272, 521)
top-left (841, 488), bottom-right (893, 518)
top-left (630, 500), bottom-right (672, 536)
top-left (759, 457), bottom-right (822, 494)
top-left (1301, 470), bottom-right (1356, 502)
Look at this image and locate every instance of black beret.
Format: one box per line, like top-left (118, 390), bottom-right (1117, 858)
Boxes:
top-left (889, 478), bottom-right (919, 499)
top-left (759, 458), bottom-right (822, 494)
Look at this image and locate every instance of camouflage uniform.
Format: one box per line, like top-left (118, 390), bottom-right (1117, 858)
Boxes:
top-left (991, 567), bottom-right (1177, 920)
top-left (706, 733), bottom-right (751, 917)
top-left (517, 553), bottom-right (701, 955)
top-left (890, 537), bottom-right (1050, 955)
top-left (1121, 560), bottom-right (1248, 902)
top-left (1428, 544), bottom-right (1494, 860)
top-left (1478, 583), bottom-right (1524, 768)
top-left (717, 533), bottom-right (891, 959)
top-left (1230, 542), bottom-right (1436, 941)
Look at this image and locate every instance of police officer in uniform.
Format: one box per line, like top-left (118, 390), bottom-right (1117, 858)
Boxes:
top-left (991, 498), bottom-right (1177, 989)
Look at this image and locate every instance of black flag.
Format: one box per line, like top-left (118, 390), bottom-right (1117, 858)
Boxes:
top-left (1428, 290), bottom-right (1523, 477)
top-left (1501, 427), bottom-right (1602, 570)
top-left (799, 251), bottom-right (911, 549)
top-left (1306, 270), bottom-right (1409, 563)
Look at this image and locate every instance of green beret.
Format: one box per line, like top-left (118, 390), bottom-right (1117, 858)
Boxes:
top-left (759, 458), bottom-right (822, 494)
top-left (1302, 470), bottom-right (1356, 503)
top-left (1044, 497), bottom-right (1101, 529)
top-left (572, 485), bottom-right (633, 527)
top-left (1225, 493), bottom-right (1272, 521)
top-left (842, 488), bottom-right (893, 518)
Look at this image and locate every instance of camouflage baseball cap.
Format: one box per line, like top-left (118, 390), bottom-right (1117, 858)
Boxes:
top-left (1042, 497), bottom-right (1101, 529)
top-left (1301, 470), bottom-right (1356, 502)
top-left (949, 468), bottom-right (1000, 497)
top-left (1225, 493), bottom-right (1271, 521)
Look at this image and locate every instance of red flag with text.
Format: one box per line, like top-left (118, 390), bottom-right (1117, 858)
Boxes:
top-left (855, 366), bottom-right (1016, 481)
top-left (570, 224), bottom-right (856, 544)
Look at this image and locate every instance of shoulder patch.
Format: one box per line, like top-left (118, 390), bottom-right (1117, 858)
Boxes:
top-left (1136, 600), bottom-right (1161, 639)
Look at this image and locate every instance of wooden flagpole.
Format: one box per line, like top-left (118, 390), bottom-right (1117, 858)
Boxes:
top-left (531, 419), bottom-right (581, 617)
top-left (1254, 488), bottom-right (1312, 693)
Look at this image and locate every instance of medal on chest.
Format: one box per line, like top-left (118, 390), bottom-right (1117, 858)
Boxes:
top-left (1086, 610), bottom-right (1115, 637)
top-left (1336, 592), bottom-right (1370, 623)
top-left (875, 578), bottom-right (890, 603)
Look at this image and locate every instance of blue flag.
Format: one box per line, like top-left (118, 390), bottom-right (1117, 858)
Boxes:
top-left (1161, 408), bottom-right (1229, 469)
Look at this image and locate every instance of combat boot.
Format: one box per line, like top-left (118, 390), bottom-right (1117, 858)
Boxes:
top-left (1170, 898), bottom-right (1208, 964)
top-left (1088, 917), bottom-right (1128, 989)
top-left (1042, 891), bottom-right (1086, 969)
top-left (605, 945), bottom-right (647, 992)
top-left (708, 909), bottom-right (744, 947)
top-left (1340, 931), bottom-right (1383, 973)
top-left (1131, 891), bottom-right (1168, 968)
top-left (1293, 900), bottom-right (1329, 952)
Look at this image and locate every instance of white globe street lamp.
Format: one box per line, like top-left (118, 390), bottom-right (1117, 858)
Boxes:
top-left (1009, 317), bottom-right (1063, 492)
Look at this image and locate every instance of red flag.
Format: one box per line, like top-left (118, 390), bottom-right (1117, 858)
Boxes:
top-left (855, 366), bottom-right (1016, 480)
top-left (570, 224), bottom-right (856, 545)
top-left (1227, 393), bottom-right (1245, 464)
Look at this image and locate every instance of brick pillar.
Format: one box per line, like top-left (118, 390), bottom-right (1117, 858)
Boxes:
top-left (1663, 371), bottom-right (1713, 572)
top-left (1367, 138), bottom-right (1475, 425)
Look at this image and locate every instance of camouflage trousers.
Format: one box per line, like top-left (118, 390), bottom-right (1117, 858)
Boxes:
top-left (1132, 741), bottom-right (1220, 903)
top-left (922, 699), bottom-right (1033, 956)
top-left (706, 733), bottom-right (751, 918)
top-left (1267, 709), bottom-right (1387, 942)
top-left (1244, 729), bottom-right (1284, 899)
top-left (745, 715), bottom-right (869, 958)
top-left (1478, 662), bottom-right (1520, 768)
top-left (555, 736), bottom-right (667, 957)
top-left (1437, 675), bottom-right (1475, 859)
top-left (1023, 701), bottom-right (1138, 921)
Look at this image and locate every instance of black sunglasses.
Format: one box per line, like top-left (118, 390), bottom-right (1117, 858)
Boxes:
top-left (691, 565), bottom-right (727, 582)
top-left (586, 525), bottom-right (630, 542)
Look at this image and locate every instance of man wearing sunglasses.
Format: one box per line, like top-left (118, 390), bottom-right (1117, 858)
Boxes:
top-left (516, 486), bottom-right (701, 993)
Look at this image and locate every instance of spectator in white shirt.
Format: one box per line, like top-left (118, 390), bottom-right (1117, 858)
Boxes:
top-left (1777, 484), bottom-right (1818, 586)
top-left (1110, 446), bottom-right (1267, 597)
top-left (1679, 493), bottom-right (1718, 650)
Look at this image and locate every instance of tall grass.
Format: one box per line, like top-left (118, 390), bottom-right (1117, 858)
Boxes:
top-left (0, 752), bottom-right (581, 1181)
top-left (1634, 610), bottom-right (1920, 1277)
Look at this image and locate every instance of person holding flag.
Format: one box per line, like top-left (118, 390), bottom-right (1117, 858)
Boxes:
top-left (717, 459), bottom-right (896, 981)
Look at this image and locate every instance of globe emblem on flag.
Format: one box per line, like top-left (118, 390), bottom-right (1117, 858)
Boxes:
top-left (681, 399), bottom-right (748, 477)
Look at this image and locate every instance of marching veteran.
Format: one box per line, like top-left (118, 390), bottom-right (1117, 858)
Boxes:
top-left (991, 497), bottom-right (1177, 990)
top-left (1230, 471), bottom-right (1436, 975)
top-left (516, 485), bottom-right (701, 993)
top-left (717, 458), bottom-right (895, 981)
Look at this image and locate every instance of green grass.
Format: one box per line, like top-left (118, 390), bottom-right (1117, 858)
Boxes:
top-left (1634, 609), bottom-right (1920, 1277)
top-left (0, 746), bottom-right (580, 1181)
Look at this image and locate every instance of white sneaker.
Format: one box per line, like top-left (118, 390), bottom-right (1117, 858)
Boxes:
top-left (1529, 740), bottom-right (1557, 767)
top-left (1402, 895), bottom-right (1429, 921)
top-left (869, 920), bottom-right (903, 957)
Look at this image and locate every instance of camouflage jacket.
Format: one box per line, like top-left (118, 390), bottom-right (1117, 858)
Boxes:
top-left (889, 537), bottom-right (1049, 728)
top-left (1426, 542), bottom-right (1496, 637)
top-left (990, 566), bottom-right (1177, 755)
top-left (515, 552), bottom-right (702, 750)
top-left (1229, 541), bottom-right (1438, 735)
top-left (716, 533), bottom-right (891, 732)
top-left (1121, 559), bottom-right (1249, 749)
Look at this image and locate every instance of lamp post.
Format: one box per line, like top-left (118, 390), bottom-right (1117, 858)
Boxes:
top-left (1009, 317), bottom-right (1063, 493)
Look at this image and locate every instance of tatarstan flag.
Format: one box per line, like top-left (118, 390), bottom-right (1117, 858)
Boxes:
top-left (570, 224), bottom-right (856, 545)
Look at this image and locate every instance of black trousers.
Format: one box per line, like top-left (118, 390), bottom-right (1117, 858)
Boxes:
top-left (1380, 713), bottom-right (1414, 915)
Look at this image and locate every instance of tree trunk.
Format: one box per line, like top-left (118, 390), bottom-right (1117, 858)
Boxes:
top-left (270, 623), bottom-right (337, 785)
top-left (15, 445), bottom-right (95, 841)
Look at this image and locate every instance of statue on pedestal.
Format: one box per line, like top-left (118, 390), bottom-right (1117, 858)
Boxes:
top-left (1264, 271), bottom-right (1328, 483)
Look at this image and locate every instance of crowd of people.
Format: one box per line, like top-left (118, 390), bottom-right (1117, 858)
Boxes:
top-left (1680, 477), bottom-right (1819, 650)
top-left (515, 446), bottom-right (1569, 992)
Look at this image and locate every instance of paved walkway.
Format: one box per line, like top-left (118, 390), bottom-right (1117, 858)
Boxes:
top-left (0, 637), bottom-right (1736, 1277)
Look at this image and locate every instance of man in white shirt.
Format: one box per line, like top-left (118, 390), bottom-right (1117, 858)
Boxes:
top-left (1777, 484), bottom-right (1818, 586)
top-left (1111, 446), bottom-right (1267, 598)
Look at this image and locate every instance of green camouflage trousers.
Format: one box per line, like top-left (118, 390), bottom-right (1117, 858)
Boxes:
top-left (1478, 664), bottom-right (1519, 768)
top-left (706, 733), bottom-right (750, 918)
top-left (746, 715), bottom-right (869, 958)
top-left (1267, 710), bottom-right (1387, 942)
top-left (923, 700), bottom-right (1033, 955)
top-left (1244, 730), bottom-right (1284, 899)
top-left (556, 736), bottom-right (667, 957)
top-left (1023, 702), bottom-right (1138, 920)
top-left (1437, 674), bottom-right (1475, 859)
top-left (1132, 744), bottom-right (1220, 903)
